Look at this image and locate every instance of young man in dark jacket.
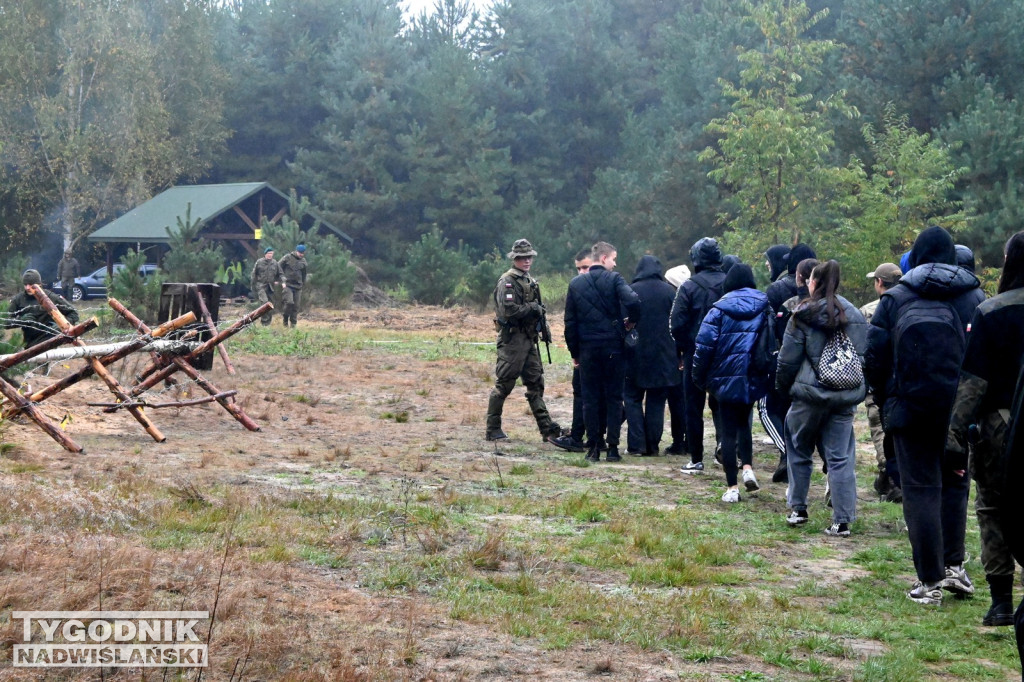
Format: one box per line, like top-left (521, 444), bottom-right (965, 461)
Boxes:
top-left (564, 241), bottom-right (641, 462)
top-left (623, 255), bottom-right (680, 456)
top-left (671, 238), bottom-right (727, 472)
top-left (866, 225), bottom-right (986, 605)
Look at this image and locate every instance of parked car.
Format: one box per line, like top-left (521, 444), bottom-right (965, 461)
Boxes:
top-left (54, 263), bottom-right (159, 301)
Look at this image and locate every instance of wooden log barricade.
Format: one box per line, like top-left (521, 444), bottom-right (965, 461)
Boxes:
top-left (108, 299), bottom-right (268, 432)
top-left (0, 290), bottom-right (269, 453)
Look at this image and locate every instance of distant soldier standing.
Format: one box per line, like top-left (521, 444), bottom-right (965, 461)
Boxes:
top-left (251, 247), bottom-right (284, 326)
top-left (56, 250), bottom-right (80, 299)
top-left (278, 244), bottom-right (307, 327)
top-left (485, 239), bottom-right (562, 444)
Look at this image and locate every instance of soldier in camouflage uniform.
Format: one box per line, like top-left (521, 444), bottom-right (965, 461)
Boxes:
top-left (860, 262), bottom-right (902, 502)
top-left (278, 244), bottom-right (308, 327)
top-left (56, 251), bottom-right (80, 299)
top-left (947, 232), bottom-right (1024, 628)
top-left (485, 239), bottom-right (562, 443)
top-left (251, 247), bottom-right (284, 326)
top-left (4, 269), bottom-right (80, 348)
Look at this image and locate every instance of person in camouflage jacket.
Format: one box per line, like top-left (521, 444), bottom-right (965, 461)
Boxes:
top-left (4, 269), bottom-right (79, 348)
top-left (278, 245), bottom-right (308, 327)
top-left (251, 247), bottom-right (284, 326)
top-left (56, 251), bottom-right (80, 299)
top-left (485, 238), bottom-right (561, 444)
top-left (947, 231), bottom-right (1024, 630)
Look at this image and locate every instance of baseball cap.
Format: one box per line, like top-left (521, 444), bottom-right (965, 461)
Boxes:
top-left (867, 262), bottom-right (902, 284)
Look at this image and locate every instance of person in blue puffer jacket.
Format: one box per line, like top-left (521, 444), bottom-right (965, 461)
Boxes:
top-left (692, 264), bottom-right (775, 502)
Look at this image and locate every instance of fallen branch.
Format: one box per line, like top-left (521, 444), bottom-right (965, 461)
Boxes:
top-left (87, 390), bottom-right (238, 410)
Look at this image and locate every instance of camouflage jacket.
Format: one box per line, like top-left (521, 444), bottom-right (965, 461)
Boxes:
top-left (251, 257), bottom-right (284, 289)
top-left (859, 298), bottom-right (879, 324)
top-left (4, 289), bottom-right (80, 347)
top-left (278, 253), bottom-right (307, 289)
top-left (57, 257), bottom-right (80, 280)
top-left (494, 267), bottom-right (549, 340)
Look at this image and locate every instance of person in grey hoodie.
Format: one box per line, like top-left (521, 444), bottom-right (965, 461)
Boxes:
top-left (776, 260), bottom-right (867, 536)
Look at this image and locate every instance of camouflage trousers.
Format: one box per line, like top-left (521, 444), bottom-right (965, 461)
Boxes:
top-left (970, 411), bottom-right (1018, 578)
top-left (486, 329), bottom-right (558, 438)
top-left (255, 284), bottom-right (276, 325)
top-left (865, 392), bottom-right (886, 471)
top-left (281, 286), bottom-right (302, 325)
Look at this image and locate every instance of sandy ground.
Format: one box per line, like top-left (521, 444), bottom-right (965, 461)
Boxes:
top-left (0, 304), bottom-right (928, 681)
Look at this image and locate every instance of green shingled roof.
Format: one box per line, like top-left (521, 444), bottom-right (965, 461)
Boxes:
top-left (88, 182), bottom-right (351, 244)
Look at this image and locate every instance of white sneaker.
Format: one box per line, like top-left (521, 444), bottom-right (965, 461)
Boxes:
top-left (742, 468), bottom-right (760, 492)
top-left (943, 564), bottom-right (975, 596)
top-left (721, 488), bottom-right (740, 503)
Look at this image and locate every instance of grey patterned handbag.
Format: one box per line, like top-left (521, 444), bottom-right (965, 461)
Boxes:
top-left (817, 328), bottom-right (863, 390)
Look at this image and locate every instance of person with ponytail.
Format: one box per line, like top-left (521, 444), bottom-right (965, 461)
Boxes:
top-left (947, 231), bottom-right (1024, 643)
top-left (776, 260), bottom-right (868, 537)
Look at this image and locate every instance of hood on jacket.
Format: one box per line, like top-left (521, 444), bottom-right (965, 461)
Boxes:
top-left (909, 225), bottom-right (956, 268)
top-left (788, 243), bottom-right (817, 275)
top-left (714, 287), bottom-right (769, 321)
top-left (900, 250), bottom-right (912, 273)
top-left (690, 237), bottom-right (723, 271)
top-left (793, 297), bottom-right (847, 330)
top-left (765, 245), bottom-right (789, 281)
top-left (633, 254), bottom-right (665, 283)
top-left (722, 254), bottom-right (741, 273)
top-left (955, 244), bottom-right (975, 272)
top-left (900, 262), bottom-right (981, 300)
top-left (724, 263), bottom-right (756, 292)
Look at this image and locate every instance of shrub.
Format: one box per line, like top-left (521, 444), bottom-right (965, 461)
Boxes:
top-left (161, 204), bottom-right (224, 283)
top-left (1, 253), bottom-right (30, 294)
top-left (108, 250), bottom-right (165, 325)
top-left (403, 227), bottom-right (472, 305)
top-left (454, 250), bottom-right (507, 310)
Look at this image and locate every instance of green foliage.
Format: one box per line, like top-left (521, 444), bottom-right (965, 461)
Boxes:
top-left (453, 249), bottom-right (506, 310)
top-left (108, 249), bottom-right (164, 325)
top-left (161, 204), bottom-right (225, 284)
top-left (1, 253), bottom-right (30, 294)
top-left (259, 191), bottom-right (358, 307)
top-left (701, 0), bottom-right (856, 262)
top-left (403, 227), bottom-right (473, 305)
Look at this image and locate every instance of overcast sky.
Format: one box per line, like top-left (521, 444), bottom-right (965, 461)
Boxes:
top-left (400, 0), bottom-right (492, 20)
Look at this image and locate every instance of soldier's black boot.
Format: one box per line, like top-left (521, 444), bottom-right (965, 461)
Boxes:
top-left (983, 574), bottom-right (1015, 626)
top-left (605, 446), bottom-right (621, 463)
top-left (485, 394), bottom-right (507, 441)
top-left (585, 446), bottom-right (600, 463)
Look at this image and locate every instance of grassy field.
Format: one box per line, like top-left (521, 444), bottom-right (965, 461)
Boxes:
top-left (0, 305), bottom-right (1020, 680)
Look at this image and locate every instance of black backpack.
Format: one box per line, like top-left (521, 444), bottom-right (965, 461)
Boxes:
top-left (750, 308), bottom-right (779, 377)
top-left (889, 290), bottom-right (966, 413)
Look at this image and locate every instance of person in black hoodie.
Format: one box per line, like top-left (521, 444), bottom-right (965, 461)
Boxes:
top-left (564, 241), bottom-right (642, 462)
top-left (762, 243), bottom-right (817, 482)
top-left (671, 238), bottom-right (727, 473)
top-left (866, 225), bottom-right (986, 605)
top-left (947, 231), bottom-right (1024, 630)
top-left (624, 255), bottom-right (681, 455)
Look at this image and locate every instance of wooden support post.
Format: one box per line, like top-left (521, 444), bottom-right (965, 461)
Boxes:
top-left (29, 286), bottom-right (167, 443)
top-left (26, 308), bottom-right (196, 405)
top-left (108, 300), bottom-right (264, 432)
top-left (194, 292), bottom-right (235, 375)
top-left (0, 377), bottom-right (83, 453)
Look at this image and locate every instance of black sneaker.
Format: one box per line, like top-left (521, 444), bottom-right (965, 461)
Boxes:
top-left (665, 443), bottom-right (686, 455)
top-left (485, 430), bottom-right (509, 441)
top-left (771, 464), bottom-right (788, 483)
top-left (548, 435), bottom-right (585, 452)
top-left (605, 447), bottom-right (622, 462)
top-left (585, 448), bottom-right (600, 463)
top-left (823, 522), bottom-right (850, 537)
top-left (626, 448), bottom-right (645, 456)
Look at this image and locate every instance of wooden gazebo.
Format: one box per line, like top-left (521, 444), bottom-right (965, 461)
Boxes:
top-left (87, 182), bottom-right (351, 267)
